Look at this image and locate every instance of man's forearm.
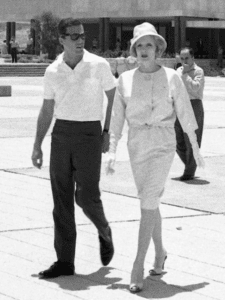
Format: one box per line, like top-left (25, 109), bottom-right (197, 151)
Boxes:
top-left (104, 87), bottom-right (116, 131)
top-left (34, 102), bottom-right (54, 148)
top-left (104, 103), bottom-right (113, 131)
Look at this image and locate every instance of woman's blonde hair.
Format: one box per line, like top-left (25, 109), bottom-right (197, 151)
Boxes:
top-left (132, 35), bottom-right (165, 58)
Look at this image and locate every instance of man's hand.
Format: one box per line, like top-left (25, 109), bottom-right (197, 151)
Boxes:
top-left (31, 147), bottom-right (43, 169)
top-left (182, 64), bottom-right (190, 74)
top-left (102, 131), bottom-right (110, 153)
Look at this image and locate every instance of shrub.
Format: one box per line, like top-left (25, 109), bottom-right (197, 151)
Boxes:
top-left (32, 11), bottom-right (61, 60)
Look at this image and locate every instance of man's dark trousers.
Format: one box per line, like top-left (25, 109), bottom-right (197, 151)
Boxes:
top-left (175, 99), bottom-right (204, 177)
top-left (11, 48), bottom-right (17, 63)
top-left (50, 119), bottom-right (109, 264)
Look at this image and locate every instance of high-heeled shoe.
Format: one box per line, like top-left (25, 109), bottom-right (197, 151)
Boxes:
top-left (149, 251), bottom-right (167, 276)
top-left (129, 264), bottom-right (144, 293)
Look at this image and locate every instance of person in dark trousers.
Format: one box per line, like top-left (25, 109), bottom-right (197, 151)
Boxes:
top-left (217, 45), bottom-right (223, 68)
top-left (176, 47), bottom-right (205, 181)
top-left (10, 37), bottom-right (19, 63)
top-left (197, 38), bottom-right (204, 58)
top-left (31, 18), bottom-right (116, 279)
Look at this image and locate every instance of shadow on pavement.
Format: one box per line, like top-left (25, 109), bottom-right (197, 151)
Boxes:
top-left (171, 177), bottom-right (210, 185)
top-left (109, 274), bottom-right (209, 298)
top-left (33, 267), bottom-right (122, 291)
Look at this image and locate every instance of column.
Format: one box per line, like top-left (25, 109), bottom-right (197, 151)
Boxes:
top-left (180, 17), bottom-right (186, 48)
top-left (208, 29), bottom-right (213, 59)
top-left (174, 16), bottom-right (186, 53)
top-left (11, 22), bottom-right (16, 39)
top-left (6, 22), bottom-right (11, 53)
top-left (174, 17), bottom-right (180, 53)
top-left (104, 18), bottom-right (110, 52)
top-left (214, 28), bottom-right (220, 59)
top-left (99, 18), bottom-right (104, 52)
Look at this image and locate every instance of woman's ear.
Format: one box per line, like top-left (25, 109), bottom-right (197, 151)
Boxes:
top-left (155, 48), bottom-right (163, 59)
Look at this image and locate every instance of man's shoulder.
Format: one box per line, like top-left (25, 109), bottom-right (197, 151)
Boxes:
top-left (193, 63), bottom-right (204, 74)
top-left (84, 50), bottom-right (109, 65)
top-left (45, 54), bottom-right (63, 74)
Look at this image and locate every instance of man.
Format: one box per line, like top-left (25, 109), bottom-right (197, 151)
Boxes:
top-left (31, 18), bottom-right (116, 278)
top-left (175, 47), bottom-right (205, 181)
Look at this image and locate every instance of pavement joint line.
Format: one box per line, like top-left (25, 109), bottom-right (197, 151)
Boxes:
top-left (1, 169), bottom-right (223, 216)
top-left (160, 201), bottom-right (224, 215)
top-left (0, 136), bottom-right (35, 139)
top-left (102, 190), bottom-right (224, 216)
top-left (0, 291), bottom-right (17, 300)
top-left (0, 213), bottom-right (218, 234)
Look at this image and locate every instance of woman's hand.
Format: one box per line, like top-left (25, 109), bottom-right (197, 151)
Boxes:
top-left (105, 153), bottom-right (116, 175)
top-left (193, 148), bottom-right (205, 168)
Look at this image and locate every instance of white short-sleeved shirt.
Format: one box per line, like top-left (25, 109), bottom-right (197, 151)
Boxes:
top-left (176, 63), bottom-right (205, 101)
top-left (43, 50), bottom-right (116, 121)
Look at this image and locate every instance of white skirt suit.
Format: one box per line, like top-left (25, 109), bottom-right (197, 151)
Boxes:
top-left (109, 66), bottom-right (198, 210)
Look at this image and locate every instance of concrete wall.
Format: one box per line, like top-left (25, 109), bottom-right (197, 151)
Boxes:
top-left (1, 0), bottom-right (225, 22)
top-left (182, 0), bottom-right (225, 19)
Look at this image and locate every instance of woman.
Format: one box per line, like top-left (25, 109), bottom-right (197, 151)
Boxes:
top-left (106, 23), bottom-right (204, 293)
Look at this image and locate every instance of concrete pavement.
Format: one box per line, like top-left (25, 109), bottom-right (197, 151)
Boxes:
top-left (0, 76), bottom-right (225, 299)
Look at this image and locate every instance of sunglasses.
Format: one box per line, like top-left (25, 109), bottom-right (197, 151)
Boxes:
top-left (63, 33), bottom-right (85, 41)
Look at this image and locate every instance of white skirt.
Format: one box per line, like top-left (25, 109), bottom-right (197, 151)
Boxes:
top-left (127, 125), bottom-right (176, 210)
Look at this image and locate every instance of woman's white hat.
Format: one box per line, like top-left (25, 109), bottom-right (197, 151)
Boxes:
top-left (130, 22), bottom-right (167, 57)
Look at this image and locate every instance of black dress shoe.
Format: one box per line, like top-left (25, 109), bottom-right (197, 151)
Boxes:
top-left (39, 261), bottom-right (75, 278)
top-left (180, 174), bottom-right (194, 181)
top-left (99, 227), bottom-right (114, 266)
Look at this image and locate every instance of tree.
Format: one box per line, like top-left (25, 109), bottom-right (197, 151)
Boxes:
top-left (32, 11), bottom-right (61, 60)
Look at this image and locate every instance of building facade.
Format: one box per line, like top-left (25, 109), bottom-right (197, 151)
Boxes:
top-left (1, 0), bottom-right (225, 57)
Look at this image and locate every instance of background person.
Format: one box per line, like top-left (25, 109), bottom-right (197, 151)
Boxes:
top-left (174, 53), bottom-right (182, 70)
top-left (176, 47), bottom-right (205, 181)
top-left (106, 22), bottom-right (204, 293)
top-left (217, 45), bottom-right (223, 68)
top-left (1, 40), bottom-right (8, 55)
top-left (10, 37), bottom-right (19, 63)
top-left (92, 37), bottom-right (98, 50)
top-left (31, 18), bottom-right (116, 279)
top-left (196, 38), bottom-right (204, 58)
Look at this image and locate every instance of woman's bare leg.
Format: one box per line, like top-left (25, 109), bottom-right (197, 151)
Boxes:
top-left (130, 208), bottom-right (157, 291)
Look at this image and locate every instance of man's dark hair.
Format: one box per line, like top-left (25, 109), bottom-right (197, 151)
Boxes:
top-left (180, 47), bottom-right (194, 57)
top-left (58, 18), bottom-right (82, 36)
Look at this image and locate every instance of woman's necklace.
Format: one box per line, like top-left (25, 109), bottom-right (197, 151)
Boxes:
top-left (143, 73), bottom-right (152, 80)
top-left (138, 64), bottom-right (159, 80)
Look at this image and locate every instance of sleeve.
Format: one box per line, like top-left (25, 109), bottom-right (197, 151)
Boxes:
top-left (181, 68), bottom-right (204, 94)
top-left (109, 75), bottom-right (126, 154)
top-left (43, 69), bottom-right (55, 100)
top-left (172, 74), bottom-right (199, 149)
top-left (100, 60), bottom-right (116, 92)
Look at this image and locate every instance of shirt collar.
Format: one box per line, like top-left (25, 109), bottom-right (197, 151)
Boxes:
top-left (57, 49), bottom-right (94, 65)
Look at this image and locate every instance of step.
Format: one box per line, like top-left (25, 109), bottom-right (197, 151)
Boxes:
top-left (0, 64), bottom-right (48, 77)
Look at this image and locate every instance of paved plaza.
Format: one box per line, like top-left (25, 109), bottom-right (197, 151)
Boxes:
top-left (0, 75), bottom-right (225, 299)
